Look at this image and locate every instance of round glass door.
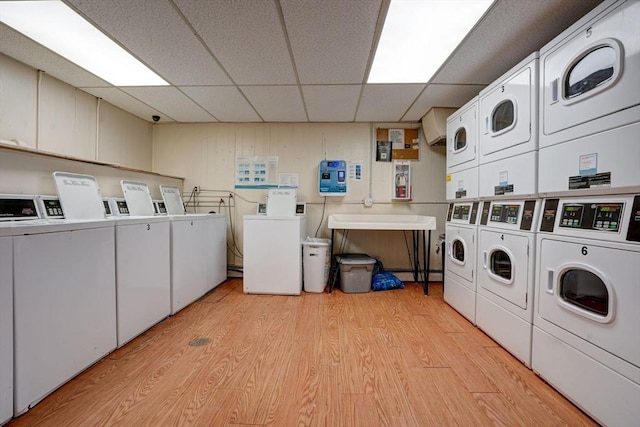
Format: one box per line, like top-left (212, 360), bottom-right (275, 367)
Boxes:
top-left (559, 269), bottom-right (608, 316)
top-left (490, 249), bottom-right (512, 280)
top-left (565, 45), bottom-right (616, 99)
top-left (452, 238), bottom-right (465, 263)
top-left (492, 100), bottom-right (514, 133)
top-left (454, 127), bottom-right (467, 151)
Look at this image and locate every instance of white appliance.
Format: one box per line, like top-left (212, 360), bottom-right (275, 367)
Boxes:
top-left (159, 185), bottom-right (227, 314)
top-left (532, 194), bottom-right (640, 426)
top-left (243, 215), bottom-right (306, 295)
top-left (446, 97), bottom-right (479, 201)
top-left (0, 221), bottom-right (15, 425)
top-left (243, 188), bottom-right (306, 295)
top-left (538, 0), bottom-right (640, 196)
top-left (478, 52), bottom-right (538, 198)
top-left (112, 181), bottom-right (171, 347)
top-left (7, 178), bottom-right (117, 415)
top-left (444, 201), bottom-right (481, 324)
top-left (476, 199), bottom-right (540, 366)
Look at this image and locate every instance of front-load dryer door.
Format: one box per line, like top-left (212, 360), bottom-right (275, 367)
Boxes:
top-left (540, 0), bottom-right (639, 145)
top-left (537, 237), bottom-right (640, 367)
top-left (478, 230), bottom-right (531, 309)
top-left (446, 100), bottom-right (478, 172)
top-left (479, 57), bottom-right (536, 161)
top-left (445, 224), bottom-right (476, 285)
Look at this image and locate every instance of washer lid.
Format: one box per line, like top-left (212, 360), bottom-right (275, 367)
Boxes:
top-left (160, 185), bottom-right (185, 215)
top-left (121, 180), bottom-right (154, 216)
top-left (52, 172), bottom-right (105, 220)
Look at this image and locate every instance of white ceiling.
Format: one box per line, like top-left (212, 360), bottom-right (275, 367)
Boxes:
top-left (0, 0), bottom-right (602, 124)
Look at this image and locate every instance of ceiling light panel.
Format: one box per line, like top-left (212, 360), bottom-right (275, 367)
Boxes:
top-left (66, 0), bottom-right (232, 86)
top-left (368, 0), bottom-right (493, 84)
top-left (0, 0), bottom-right (168, 86)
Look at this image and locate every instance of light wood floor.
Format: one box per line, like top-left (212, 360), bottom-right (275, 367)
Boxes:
top-left (8, 279), bottom-right (596, 426)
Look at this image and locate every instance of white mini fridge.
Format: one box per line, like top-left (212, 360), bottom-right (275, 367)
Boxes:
top-left (243, 215), bottom-right (306, 295)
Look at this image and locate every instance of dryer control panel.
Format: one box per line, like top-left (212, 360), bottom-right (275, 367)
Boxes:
top-left (559, 203), bottom-right (623, 232)
top-left (539, 195), bottom-right (640, 242)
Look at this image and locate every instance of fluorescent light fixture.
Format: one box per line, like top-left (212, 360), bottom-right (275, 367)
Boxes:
top-left (368, 0), bottom-right (493, 84)
top-left (0, 0), bottom-right (168, 86)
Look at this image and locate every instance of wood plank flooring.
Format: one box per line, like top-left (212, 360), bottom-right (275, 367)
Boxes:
top-left (8, 279), bottom-right (597, 426)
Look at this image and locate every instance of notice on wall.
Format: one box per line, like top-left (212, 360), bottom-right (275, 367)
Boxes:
top-left (377, 128), bottom-right (420, 160)
top-left (348, 161), bottom-right (363, 181)
top-left (235, 156), bottom-right (279, 189)
top-left (278, 173), bottom-right (299, 188)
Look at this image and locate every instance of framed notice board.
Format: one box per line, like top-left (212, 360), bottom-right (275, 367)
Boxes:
top-left (376, 128), bottom-right (420, 160)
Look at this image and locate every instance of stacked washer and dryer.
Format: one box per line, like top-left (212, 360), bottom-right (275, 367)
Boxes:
top-left (444, 98), bottom-right (482, 324)
top-left (474, 51), bottom-right (541, 368)
top-left (531, 0), bottom-right (639, 425)
top-left (444, 0), bottom-right (639, 425)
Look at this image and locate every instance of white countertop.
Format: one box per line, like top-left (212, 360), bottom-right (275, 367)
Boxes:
top-left (328, 214), bottom-right (436, 230)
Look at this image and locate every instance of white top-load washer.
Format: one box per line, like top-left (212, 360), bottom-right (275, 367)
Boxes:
top-left (107, 180), bottom-right (171, 347)
top-left (446, 97), bottom-right (479, 201)
top-left (538, 0), bottom-right (640, 196)
top-left (444, 201), bottom-right (482, 324)
top-left (532, 194), bottom-right (640, 426)
top-left (478, 51), bottom-right (539, 198)
top-left (160, 185), bottom-right (226, 314)
top-left (5, 178), bottom-right (117, 416)
top-left (243, 189), bottom-right (306, 295)
top-left (476, 199), bottom-right (541, 367)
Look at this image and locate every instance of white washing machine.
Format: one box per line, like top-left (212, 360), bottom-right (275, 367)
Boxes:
top-left (532, 194), bottom-right (640, 426)
top-left (476, 199), bottom-right (541, 367)
top-left (0, 218), bottom-right (18, 424)
top-left (160, 185), bottom-right (226, 314)
top-left (446, 97), bottom-right (479, 201)
top-left (110, 181), bottom-right (171, 347)
top-left (478, 51), bottom-right (538, 199)
top-left (538, 0), bottom-right (640, 196)
top-left (0, 223), bottom-right (12, 425)
top-left (243, 215), bottom-right (306, 295)
top-left (6, 181), bottom-right (117, 415)
top-left (444, 201), bottom-right (481, 324)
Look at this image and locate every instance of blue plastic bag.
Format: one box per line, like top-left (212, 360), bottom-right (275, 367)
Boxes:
top-left (371, 259), bottom-right (404, 291)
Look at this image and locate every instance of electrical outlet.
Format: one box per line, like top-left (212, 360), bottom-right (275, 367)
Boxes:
top-left (194, 186), bottom-right (199, 192)
top-left (364, 198), bottom-right (374, 207)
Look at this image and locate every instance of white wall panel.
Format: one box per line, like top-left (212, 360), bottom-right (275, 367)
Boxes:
top-left (0, 54), bottom-right (37, 147)
top-left (39, 74), bottom-right (97, 159)
top-left (98, 101), bottom-right (153, 170)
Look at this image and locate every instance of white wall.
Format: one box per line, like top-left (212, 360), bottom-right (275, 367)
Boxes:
top-left (153, 123), bottom-right (448, 276)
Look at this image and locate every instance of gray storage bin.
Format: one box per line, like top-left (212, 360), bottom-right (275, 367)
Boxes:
top-left (337, 254), bottom-right (375, 293)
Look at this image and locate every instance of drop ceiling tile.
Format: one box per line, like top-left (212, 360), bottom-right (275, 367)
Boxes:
top-left (281, 0), bottom-right (381, 84)
top-left (180, 86), bottom-right (261, 122)
top-left (0, 23), bottom-right (110, 88)
top-left (121, 87), bottom-right (216, 123)
top-left (67, 0), bottom-right (232, 86)
top-left (174, 0), bottom-right (296, 85)
top-left (79, 87), bottom-right (168, 122)
top-left (355, 84), bottom-right (424, 122)
top-left (240, 86), bottom-right (306, 122)
top-left (402, 84), bottom-right (486, 121)
top-left (302, 85), bottom-right (361, 122)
